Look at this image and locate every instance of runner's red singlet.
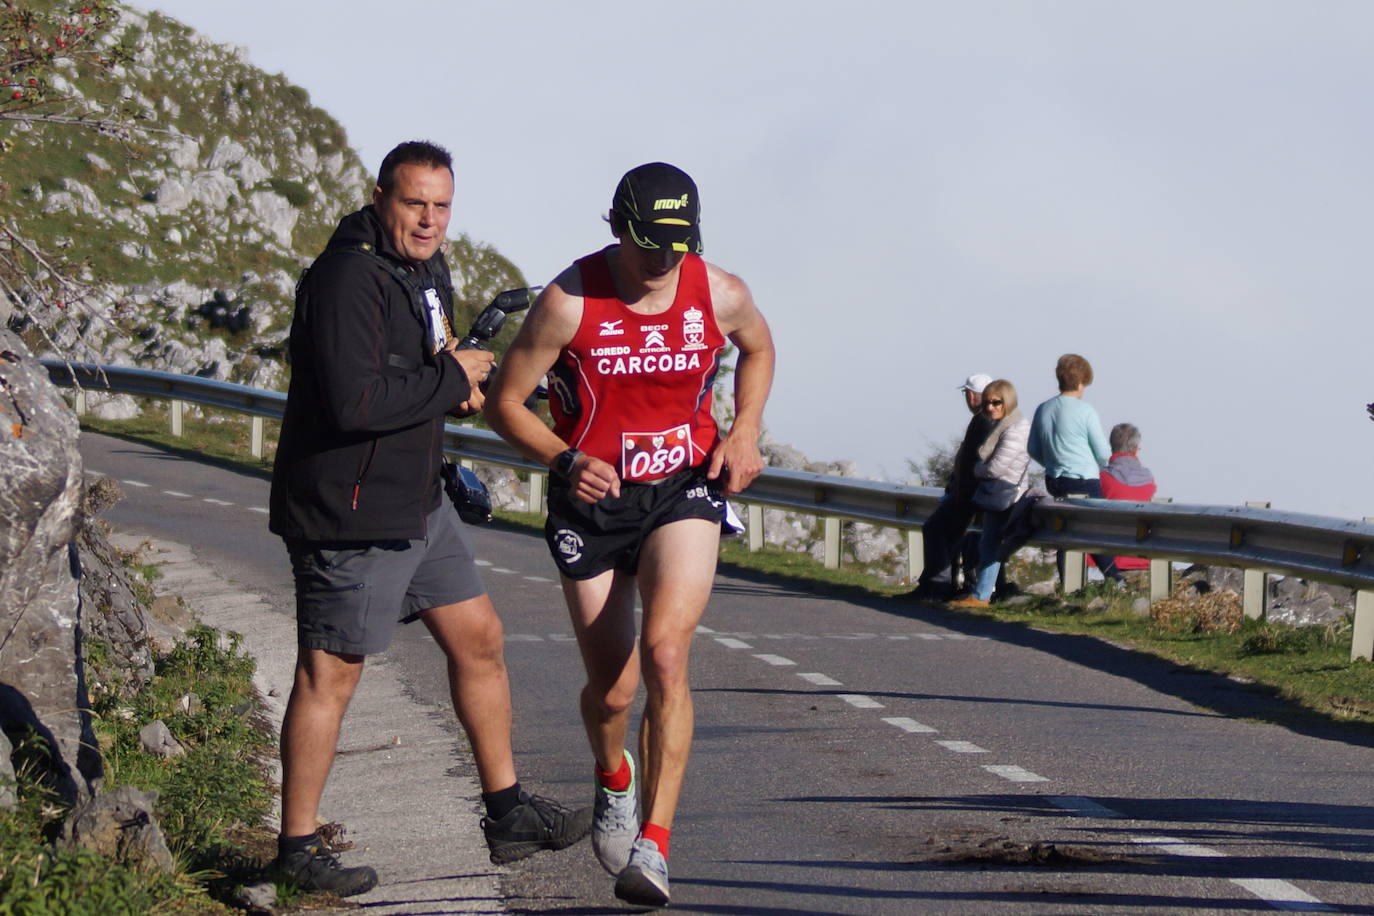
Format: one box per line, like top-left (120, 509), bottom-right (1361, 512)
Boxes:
top-left (548, 248), bottom-right (726, 483)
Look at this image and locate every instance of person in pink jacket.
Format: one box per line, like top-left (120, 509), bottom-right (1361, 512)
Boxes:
top-left (1098, 423), bottom-right (1157, 572)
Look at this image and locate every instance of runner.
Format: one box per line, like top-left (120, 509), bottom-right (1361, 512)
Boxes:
top-left (486, 162), bottom-right (775, 907)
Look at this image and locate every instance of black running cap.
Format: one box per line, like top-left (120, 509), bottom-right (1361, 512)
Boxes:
top-left (612, 162), bottom-right (703, 254)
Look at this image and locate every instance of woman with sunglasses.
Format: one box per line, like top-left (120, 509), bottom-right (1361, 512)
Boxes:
top-left (949, 379), bottom-right (1030, 608)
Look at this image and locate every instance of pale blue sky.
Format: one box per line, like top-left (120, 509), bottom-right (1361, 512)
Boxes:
top-left (146, 0), bottom-right (1374, 519)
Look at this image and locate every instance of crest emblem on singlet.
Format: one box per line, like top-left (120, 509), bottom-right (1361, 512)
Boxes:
top-left (682, 306), bottom-right (706, 351)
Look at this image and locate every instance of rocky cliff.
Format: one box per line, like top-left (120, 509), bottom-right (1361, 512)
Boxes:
top-left (2, 1), bottom-right (523, 408)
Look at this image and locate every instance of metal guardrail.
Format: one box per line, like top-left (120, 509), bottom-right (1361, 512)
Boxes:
top-left (43, 360), bottom-right (1374, 660)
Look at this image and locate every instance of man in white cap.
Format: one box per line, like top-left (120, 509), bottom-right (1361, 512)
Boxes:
top-left (909, 373), bottom-right (996, 600)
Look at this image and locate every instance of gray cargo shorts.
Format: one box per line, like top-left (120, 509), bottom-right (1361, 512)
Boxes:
top-left (285, 502), bottom-right (486, 656)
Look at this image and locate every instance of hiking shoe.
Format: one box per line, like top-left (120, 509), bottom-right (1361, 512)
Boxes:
top-left (614, 837), bottom-right (670, 908)
top-left (948, 595), bottom-right (990, 608)
top-left (482, 791), bottom-right (593, 864)
top-left (592, 751), bottom-right (639, 875)
top-left (271, 838), bottom-right (378, 897)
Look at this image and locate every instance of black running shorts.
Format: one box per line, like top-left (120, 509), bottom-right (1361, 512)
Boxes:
top-left (544, 465), bottom-right (726, 580)
top-left (286, 502), bottom-right (486, 655)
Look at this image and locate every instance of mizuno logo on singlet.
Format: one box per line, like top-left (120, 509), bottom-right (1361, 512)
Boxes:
top-left (653, 195), bottom-right (690, 210)
top-left (599, 319), bottom-right (624, 336)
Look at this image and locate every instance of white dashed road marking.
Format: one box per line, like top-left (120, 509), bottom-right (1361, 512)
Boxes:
top-left (753, 654), bottom-right (795, 666)
top-left (163, 490), bottom-right (191, 498)
top-left (489, 567), bottom-right (515, 574)
top-left (837, 694), bottom-right (883, 709)
top-left (1229, 879), bottom-right (1332, 912)
top-left (982, 765), bottom-right (1049, 783)
top-left (248, 507), bottom-right (268, 514)
top-left (797, 673), bottom-right (842, 686)
top-left (203, 498), bottom-right (233, 506)
top-left (695, 624), bottom-right (716, 634)
top-left (1048, 796), bottom-right (1122, 818)
top-left (715, 637), bottom-right (753, 650)
top-left (474, 559), bottom-right (493, 567)
top-left (523, 575), bottom-right (553, 583)
top-left (1132, 838), bottom-right (1332, 910)
top-left (882, 717), bottom-right (937, 733)
top-left (122, 479), bottom-right (149, 487)
top-left (937, 740), bottom-right (988, 754)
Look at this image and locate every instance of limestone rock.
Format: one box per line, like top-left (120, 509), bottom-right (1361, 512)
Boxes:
top-left (168, 136), bottom-right (199, 169)
top-left (152, 177), bottom-right (191, 213)
top-left (0, 332), bottom-right (99, 804)
top-left (59, 785), bottom-right (175, 873)
top-left (138, 720), bottom-right (184, 758)
top-left (249, 190), bottom-right (298, 247)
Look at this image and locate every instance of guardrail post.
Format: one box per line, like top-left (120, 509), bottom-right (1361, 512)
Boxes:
top-left (908, 528), bottom-right (923, 585)
top-left (527, 471), bottom-right (545, 516)
top-left (1243, 501), bottom-right (1271, 620)
top-left (747, 503), bottom-right (764, 552)
top-left (1353, 589), bottom-right (1374, 662)
top-left (250, 416), bottom-right (264, 459)
top-left (824, 517), bottom-right (841, 569)
top-left (73, 389), bottom-right (86, 415)
top-left (170, 398), bottom-right (185, 437)
top-left (1063, 549), bottom-right (1086, 594)
top-left (1149, 496), bottom-right (1173, 604)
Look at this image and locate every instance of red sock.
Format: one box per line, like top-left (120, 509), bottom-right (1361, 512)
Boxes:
top-left (640, 822), bottom-right (671, 858)
top-left (595, 754), bottom-right (631, 792)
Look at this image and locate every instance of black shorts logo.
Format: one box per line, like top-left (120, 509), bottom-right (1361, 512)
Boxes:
top-left (554, 528), bottom-right (585, 563)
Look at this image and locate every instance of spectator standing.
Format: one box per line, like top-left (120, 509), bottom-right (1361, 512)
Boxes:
top-left (1027, 353), bottom-right (1122, 583)
top-left (909, 373), bottom-right (994, 600)
top-left (1098, 422), bottom-right (1157, 573)
top-left (267, 141), bottom-right (590, 896)
top-left (950, 380), bottom-right (1031, 608)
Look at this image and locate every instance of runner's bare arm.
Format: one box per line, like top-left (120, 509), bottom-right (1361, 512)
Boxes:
top-left (484, 270), bottom-right (622, 501)
top-left (704, 265), bottom-right (775, 495)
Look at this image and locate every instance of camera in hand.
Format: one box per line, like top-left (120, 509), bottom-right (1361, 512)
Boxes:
top-left (444, 286), bottom-right (540, 525)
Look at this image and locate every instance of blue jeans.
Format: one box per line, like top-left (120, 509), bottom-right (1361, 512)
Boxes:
top-left (973, 508), bottom-right (1010, 600)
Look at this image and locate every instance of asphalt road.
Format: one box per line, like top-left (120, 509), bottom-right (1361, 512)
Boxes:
top-left (78, 432), bottom-right (1374, 915)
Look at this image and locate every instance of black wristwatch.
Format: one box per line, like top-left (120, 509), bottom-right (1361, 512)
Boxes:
top-left (550, 448), bottom-right (583, 479)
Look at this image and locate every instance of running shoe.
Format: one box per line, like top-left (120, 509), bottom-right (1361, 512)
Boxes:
top-left (481, 791), bottom-right (592, 864)
top-left (271, 837), bottom-right (378, 897)
top-left (614, 836), bottom-right (670, 908)
top-left (592, 751), bottom-right (638, 874)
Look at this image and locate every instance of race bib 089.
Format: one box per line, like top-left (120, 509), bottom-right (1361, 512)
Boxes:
top-left (620, 424), bottom-right (691, 482)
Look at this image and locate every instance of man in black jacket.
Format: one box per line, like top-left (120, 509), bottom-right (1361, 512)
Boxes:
top-left (268, 141), bottom-right (589, 895)
top-left (909, 373), bottom-right (996, 600)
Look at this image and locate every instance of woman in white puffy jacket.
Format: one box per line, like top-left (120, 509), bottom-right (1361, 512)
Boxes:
top-left (950, 379), bottom-right (1030, 607)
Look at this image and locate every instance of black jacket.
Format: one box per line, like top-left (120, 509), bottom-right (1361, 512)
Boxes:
top-left (269, 206), bottom-right (472, 541)
top-left (948, 413), bottom-right (995, 503)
